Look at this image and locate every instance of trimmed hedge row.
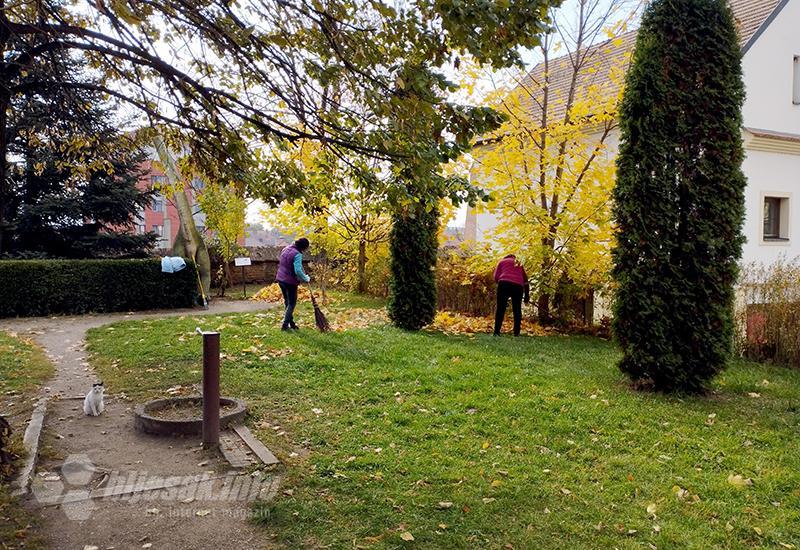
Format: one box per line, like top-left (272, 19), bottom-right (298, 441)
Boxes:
top-left (0, 259), bottom-right (198, 317)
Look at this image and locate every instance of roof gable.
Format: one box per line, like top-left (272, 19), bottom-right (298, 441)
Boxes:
top-left (730, 0), bottom-right (784, 50)
top-left (512, 0), bottom-right (785, 126)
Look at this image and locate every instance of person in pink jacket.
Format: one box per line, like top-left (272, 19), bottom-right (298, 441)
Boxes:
top-left (493, 254), bottom-right (530, 336)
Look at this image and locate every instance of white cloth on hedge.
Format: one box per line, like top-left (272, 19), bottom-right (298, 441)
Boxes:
top-left (161, 256), bottom-right (187, 273)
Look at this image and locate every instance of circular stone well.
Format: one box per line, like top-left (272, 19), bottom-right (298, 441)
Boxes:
top-left (134, 396), bottom-right (247, 436)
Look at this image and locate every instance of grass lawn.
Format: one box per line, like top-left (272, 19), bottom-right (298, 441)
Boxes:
top-left (86, 298), bottom-right (800, 549)
top-left (0, 331), bottom-right (53, 549)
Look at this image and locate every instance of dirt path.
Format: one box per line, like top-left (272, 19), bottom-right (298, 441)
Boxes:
top-left (0, 301), bottom-right (280, 550)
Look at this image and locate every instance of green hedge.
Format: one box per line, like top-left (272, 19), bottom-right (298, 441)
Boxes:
top-left (0, 259), bottom-right (198, 317)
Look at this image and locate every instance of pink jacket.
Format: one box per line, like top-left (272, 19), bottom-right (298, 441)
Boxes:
top-left (494, 255), bottom-right (528, 287)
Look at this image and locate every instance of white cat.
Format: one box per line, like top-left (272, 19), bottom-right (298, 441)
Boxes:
top-left (83, 382), bottom-right (105, 416)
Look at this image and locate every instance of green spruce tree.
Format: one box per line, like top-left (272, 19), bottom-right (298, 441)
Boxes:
top-left (5, 57), bottom-right (155, 259)
top-left (612, 0), bottom-right (746, 392)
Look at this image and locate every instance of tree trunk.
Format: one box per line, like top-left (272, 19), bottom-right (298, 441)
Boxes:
top-left (0, 90), bottom-right (9, 255)
top-left (537, 234), bottom-right (556, 324)
top-left (218, 262), bottom-right (233, 297)
top-left (537, 293), bottom-right (552, 325)
top-left (320, 256), bottom-right (329, 305)
top-left (0, 4), bottom-right (9, 255)
top-left (357, 239), bottom-right (367, 293)
top-left (152, 136), bottom-right (211, 299)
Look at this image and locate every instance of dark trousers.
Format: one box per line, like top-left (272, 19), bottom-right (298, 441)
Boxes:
top-left (495, 281), bottom-right (523, 336)
top-left (278, 281), bottom-right (298, 328)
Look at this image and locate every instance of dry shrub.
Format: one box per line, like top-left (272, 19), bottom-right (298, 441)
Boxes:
top-left (736, 258), bottom-right (800, 366)
top-left (436, 250), bottom-right (496, 316)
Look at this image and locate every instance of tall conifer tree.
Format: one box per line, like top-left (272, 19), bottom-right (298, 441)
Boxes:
top-left (612, 0), bottom-right (746, 392)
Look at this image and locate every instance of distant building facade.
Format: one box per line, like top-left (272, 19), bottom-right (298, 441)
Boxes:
top-left (132, 158), bottom-right (208, 251)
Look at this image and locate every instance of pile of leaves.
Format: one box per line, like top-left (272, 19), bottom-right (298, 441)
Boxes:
top-left (428, 311), bottom-right (547, 336)
top-left (251, 283), bottom-right (336, 304)
top-left (329, 308), bottom-right (389, 331)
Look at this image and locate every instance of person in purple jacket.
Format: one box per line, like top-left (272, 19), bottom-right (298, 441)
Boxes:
top-left (493, 254), bottom-right (530, 336)
top-left (276, 238), bottom-right (311, 331)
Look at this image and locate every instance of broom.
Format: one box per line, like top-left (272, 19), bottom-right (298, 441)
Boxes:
top-left (309, 286), bottom-right (331, 332)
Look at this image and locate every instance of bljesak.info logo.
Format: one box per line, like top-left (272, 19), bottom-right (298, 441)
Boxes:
top-left (30, 454), bottom-right (279, 520)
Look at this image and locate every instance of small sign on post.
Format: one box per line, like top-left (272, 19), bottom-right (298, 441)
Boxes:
top-left (234, 257), bottom-right (251, 297)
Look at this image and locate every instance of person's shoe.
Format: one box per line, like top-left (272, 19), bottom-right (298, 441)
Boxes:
top-left (289, 323), bottom-right (299, 330)
top-left (281, 325), bottom-right (291, 331)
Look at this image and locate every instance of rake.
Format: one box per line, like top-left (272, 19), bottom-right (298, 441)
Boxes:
top-left (309, 286), bottom-right (331, 332)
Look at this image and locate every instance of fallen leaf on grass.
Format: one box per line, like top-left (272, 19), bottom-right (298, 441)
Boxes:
top-left (727, 474), bottom-right (753, 488)
top-left (436, 502), bottom-right (453, 509)
top-left (672, 486), bottom-right (690, 500)
top-left (399, 531), bottom-right (415, 542)
top-left (560, 488), bottom-right (572, 495)
top-left (646, 503), bottom-right (657, 516)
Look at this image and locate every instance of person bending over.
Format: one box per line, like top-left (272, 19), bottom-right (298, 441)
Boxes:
top-left (276, 238), bottom-right (311, 331)
top-left (493, 254), bottom-right (530, 336)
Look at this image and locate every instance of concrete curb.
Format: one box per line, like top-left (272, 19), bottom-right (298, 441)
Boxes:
top-left (11, 397), bottom-right (48, 496)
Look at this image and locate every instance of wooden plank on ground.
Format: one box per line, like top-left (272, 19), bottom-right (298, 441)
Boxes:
top-left (232, 424), bottom-right (279, 466)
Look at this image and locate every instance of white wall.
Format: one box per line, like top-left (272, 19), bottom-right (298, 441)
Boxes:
top-left (741, 147), bottom-right (800, 264)
top-left (741, 0), bottom-right (800, 134)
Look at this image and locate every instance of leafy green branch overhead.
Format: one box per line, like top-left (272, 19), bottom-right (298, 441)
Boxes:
top-left (1, 0), bottom-right (561, 253)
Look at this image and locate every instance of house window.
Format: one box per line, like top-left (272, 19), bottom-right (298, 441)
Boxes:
top-left (151, 194), bottom-right (164, 212)
top-left (137, 224), bottom-right (146, 234)
top-left (794, 56), bottom-right (800, 105)
top-left (763, 196), bottom-right (789, 241)
top-left (152, 224), bottom-right (163, 236)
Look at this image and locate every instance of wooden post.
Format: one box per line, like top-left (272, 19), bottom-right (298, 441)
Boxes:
top-left (201, 331), bottom-right (220, 449)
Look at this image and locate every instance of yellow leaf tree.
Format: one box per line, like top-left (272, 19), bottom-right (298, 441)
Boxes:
top-left (471, 1), bottom-right (637, 323)
top-left (262, 140), bottom-right (391, 296)
top-left (197, 184), bottom-right (247, 296)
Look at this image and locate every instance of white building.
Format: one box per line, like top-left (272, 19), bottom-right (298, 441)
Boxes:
top-left (467, 0), bottom-right (800, 269)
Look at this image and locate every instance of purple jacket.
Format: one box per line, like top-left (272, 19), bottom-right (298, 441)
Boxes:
top-left (276, 245), bottom-right (302, 285)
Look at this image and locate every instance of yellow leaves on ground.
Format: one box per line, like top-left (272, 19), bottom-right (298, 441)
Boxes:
top-left (428, 311), bottom-right (547, 336)
top-left (251, 283), bottom-right (315, 303)
top-left (329, 308), bottom-right (388, 331)
top-left (240, 345), bottom-right (293, 361)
